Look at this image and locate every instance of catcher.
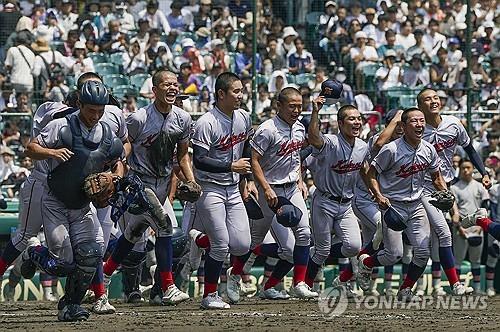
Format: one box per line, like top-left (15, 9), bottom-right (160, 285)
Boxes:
top-left (20, 81), bottom-right (125, 321)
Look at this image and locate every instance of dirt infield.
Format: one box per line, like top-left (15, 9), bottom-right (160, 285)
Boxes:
top-left (1, 296), bottom-right (499, 332)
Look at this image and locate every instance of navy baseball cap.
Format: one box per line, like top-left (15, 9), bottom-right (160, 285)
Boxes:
top-left (383, 206), bottom-right (407, 231)
top-left (320, 79), bottom-right (343, 99)
top-left (270, 197), bottom-right (303, 228)
top-left (244, 193), bottom-right (264, 220)
top-left (385, 109), bottom-right (400, 125)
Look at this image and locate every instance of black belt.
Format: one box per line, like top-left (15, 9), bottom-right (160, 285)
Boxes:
top-left (322, 192), bottom-right (351, 204)
top-left (272, 182), bottom-right (296, 188)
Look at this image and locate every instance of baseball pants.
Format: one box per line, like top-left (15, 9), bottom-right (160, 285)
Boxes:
top-left (422, 189), bottom-right (452, 248)
top-left (352, 192), bottom-right (380, 247)
top-left (453, 228), bottom-right (482, 270)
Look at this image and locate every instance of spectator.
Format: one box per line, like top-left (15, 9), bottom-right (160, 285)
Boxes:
top-left (57, 29), bottom-right (79, 56)
top-left (167, 0), bottom-right (193, 32)
top-left (203, 63), bottom-right (223, 95)
top-left (40, 12), bottom-right (65, 42)
top-left (139, 0), bottom-right (171, 36)
top-left (386, 6), bottom-right (401, 33)
top-left (478, 21), bottom-right (495, 53)
top-left (68, 41), bottom-right (95, 82)
top-left (0, 146), bottom-right (28, 183)
top-left (347, 2), bottom-right (366, 25)
top-left (58, 0), bottom-right (78, 40)
top-left (309, 66), bottom-right (327, 95)
top-left (362, 7), bottom-right (377, 38)
top-left (350, 31), bottom-right (378, 88)
top-left (263, 36), bottom-right (286, 73)
top-left (423, 19), bottom-right (447, 57)
top-left (45, 71), bottom-right (69, 102)
top-left (437, 89), bottom-right (450, 113)
top-left (193, 0), bottom-right (212, 31)
top-left (402, 53), bottom-right (430, 88)
top-left (198, 86), bottom-right (211, 113)
top-left (93, 2), bottom-right (115, 37)
top-left (79, 20), bottom-right (98, 42)
top-left (430, 47), bottom-right (451, 87)
top-left (278, 26), bottom-right (298, 57)
top-left (469, 52), bottom-right (489, 88)
top-left (255, 83), bottom-right (271, 117)
top-left (128, 0), bottom-right (146, 22)
top-left (150, 45), bottom-right (175, 73)
top-left (115, 1), bottom-right (135, 33)
top-left (3, 16), bottom-right (34, 58)
top-left (396, 20), bottom-right (416, 51)
top-left (123, 40), bottom-right (148, 75)
top-left (407, 28), bottom-right (431, 61)
top-left (446, 82), bottom-right (467, 113)
top-left (375, 49), bottom-right (403, 91)
top-left (204, 39), bottom-right (230, 72)
top-left (4, 31), bottom-right (35, 94)
top-left (0, 1), bottom-right (22, 62)
top-left (235, 42), bottom-right (261, 76)
top-left (228, 0), bottom-right (251, 22)
top-left (32, 37), bottom-right (69, 93)
top-left (319, 1), bottom-right (338, 37)
top-left (424, 0), bottom-right (445, 24)
top-left (99, 20), bottom-right (129, 53)
top-left (122, 93), bottom-right (138, 117)
top-left (145, 29), bottom-right (171, 63)
top-left (378, 29), bottom-right (404, 59)
top-left (177, 38), bottom-right (205, 74)
top-left (178, 63), bottom-right (201, 95)
top-left (134, 18), bottom-right (151, 47)
top-left (268, 70), bottom-right (288, 96)
top-left (335, 67), bottom-right (354, 105)
top-left (451, 0), bottom-right (467, 23)
top-left (373, 15), bottom-right (389, 48)
top-left (288, 37), bottom-right (314, 75)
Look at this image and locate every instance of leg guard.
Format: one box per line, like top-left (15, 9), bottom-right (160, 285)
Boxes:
top-left (65, 242), bottom-right (102, 305)
top-left (28, 245), bottom-right (75, 277)
top-left (121, 250), bottom-right (146, 297)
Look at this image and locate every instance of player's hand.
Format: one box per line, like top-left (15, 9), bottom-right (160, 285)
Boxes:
top-left (375, 194), bottom-right (390, 210)
top-left (231, 158), bottom-right (251, 174)
top-left (264, 187), bottom-right (278, 208)
top-left (482, 174), bottom-right (492, 189)
top-left (298, 181), bottom-right (308, 200)
top-left (458, 226), bottom-right (466, 238)
top-left (312, 96), bottom-right (325, 113)
top-left (51, 148), bottom-right (74, 162)
top-left (246, 180), bottom-right (258, 200)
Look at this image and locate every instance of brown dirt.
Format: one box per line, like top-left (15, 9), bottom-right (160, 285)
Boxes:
top-left (1, 296), bottom-right (499, 332)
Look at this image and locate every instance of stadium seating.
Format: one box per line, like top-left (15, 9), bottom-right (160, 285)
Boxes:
top-left (130, 73), bottom-right (150, 89)
top-left (103, 74), bottom-right (130, 88)
top-left (94, 63), bottom-right (120, 75)
top-left (88, 52), bottom-right (109, 64)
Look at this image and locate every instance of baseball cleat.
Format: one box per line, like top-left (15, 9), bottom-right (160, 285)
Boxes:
top-left (259, 287), bottom-right (290, 300)
top-left (92, 294), bottom-right (116, 314)
top-left (487, 288), bottom-right (496, 297)
top-left (43, 286), bottom-right (59, 302)
top-left (332, 276), bottom-right (358, 299)
top-left (226, 267), bottom-right (241, 303)
top-left (289, 281), bottom-right (318, 299)
top-left (200, 292), bottom-right (230, 309)
top-left (397, 287), bottom-right (421, 303)
top-left (356, 254), bottom-right (372, 291)
top-left (240, 281), bottom-right (257, 296)
top-left (125, 291), bottom-right (144, 303)
top-left (58, 303), bottom-right (90, 322)
top-left (432, 287), bottom-right (446, 297)
top-left (189, 229), bottom-right (203, 247)
top-left (149, 283), bottom-right (163, 305)
top-left (20, 246), bottom-right (38, 280)
top-left (162, 284), bottom-right (190, 305)
top-left (451, 282), bottom-right (474, 296)
top-left (460, 208), bottom-right (488, 229)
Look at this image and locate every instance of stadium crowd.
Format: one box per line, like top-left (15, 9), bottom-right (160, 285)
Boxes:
top-left (0, 0), bottom-right (498, 298)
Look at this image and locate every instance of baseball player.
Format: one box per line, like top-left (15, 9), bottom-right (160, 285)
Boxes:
top-left (102, 69), bottom-right (192, 305)
top-left (20, 81), bottom-right (124, 321)
top-left (450, 160), bottom-right (490, 294)
top-left (190, 72), bottom-right (254, 309)
top-left (226, 86), bottom-right (316, 302)
top-left (357, 107), bottom-right (447, 302)
top-left (419, 88), bottom-right (487, 295)
top-left (304, 96), bottom-right (368, 296)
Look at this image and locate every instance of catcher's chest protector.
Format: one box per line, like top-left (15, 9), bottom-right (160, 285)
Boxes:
top-left (47, 114), bottom-right (124, 209)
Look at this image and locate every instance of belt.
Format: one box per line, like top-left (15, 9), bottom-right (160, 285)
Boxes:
top-left (272, 182), bottom-right (296, 188)
top-left (322, 192), bottom-right (351, 204)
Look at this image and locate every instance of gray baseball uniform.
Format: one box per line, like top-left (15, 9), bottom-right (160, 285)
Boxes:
top-left (422, 115), bottom-right (470, 253)
top-left (370, 137), bottom-right (440, 267)
top-left (308, 133), bottom-right (367, 265)
top-left (192, 107), bottom-right (253, 262)
top-left (249, 116), bottom-right (309, 263)
top-left (451, 179), bottom-right (489, 270)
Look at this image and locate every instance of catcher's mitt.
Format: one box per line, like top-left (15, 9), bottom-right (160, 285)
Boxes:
top-left (176, 180), bottom-right (202, 202)
top-left (429, 190), bottom-right (455, 211)
top-left (83, 173), bottom-right (120, 208)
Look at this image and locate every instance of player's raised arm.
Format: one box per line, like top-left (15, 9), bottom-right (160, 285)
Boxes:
top-left (308, 96), bottom-right (326, 149)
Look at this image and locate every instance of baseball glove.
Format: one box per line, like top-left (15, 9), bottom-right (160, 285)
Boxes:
top-left (83, 173), bottom-right (120, 208)
top-left (176, 180), bottom-right (202, 202)
top-left (429, 190), bottom-right (455, 211)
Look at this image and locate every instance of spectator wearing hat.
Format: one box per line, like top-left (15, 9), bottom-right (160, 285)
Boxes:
top-left (32, 37), bottom-right (69, 93)
top-left (407, 28), bottom-right (431, 61)
top-left (350, 30), bottom-right (378, 88)
top-left (378, 29), bottom-right (404, 59)
top-left (436, 89), bottom-right (451, 113)
top-left (4, 30), bottom-right (35, 94)
top-left (204, 39), bottom-right (230, 72)
top-left (194, 0), bottom-right (212, 31)
top-left (375, 49), bottom-right (403, 91)
top-left (93, 2), bottom-right (116, 37)
top-left (3, 16), bottom-right (34, 59)
top-left (361, 7), bottom-right (377, 39)
top-left (178, 62), bottom-right (202, 95)
top-left (402, 53), bottom-right (430, 88)
top-left (79, 20), bottom-right (98, 43)
top-left (0, 146), bottom-right (27, 183)
top-left (58, 0), bottom-right (78, 39)
top-left (68, 40), bottom-right (95, 81)
top-left (167, 0), bottom-right (193, 32)
top-left (235, 42), bottom-right (261, 76)
top-left (99, 20), bottom-right (129, 53)
top-left (139, 0), bottom-right (171, 36)
top-left (288, 36), bottom-right (315, 75)
top-left (396, 20), bottom-right (416, 51)
top-left (454, 22), bottom-right (467, 50)
top-left (176, 38), bottom-right (205, 74)
top-left (115, 1), bottom-right (135, 33)
top-left (278, 26), bottom-right (298, 57)
top-left (445, 82), bottom-right (467, 113)
top-left (319, 1), bottom-right (338, 37)
top-left (478, 21), bottom-right (495, 53)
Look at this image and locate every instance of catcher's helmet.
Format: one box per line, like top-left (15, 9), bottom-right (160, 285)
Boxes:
top-left (383, 206), bottom-right (407, 231)
top-left (79, 81), bottom-right (109, 105)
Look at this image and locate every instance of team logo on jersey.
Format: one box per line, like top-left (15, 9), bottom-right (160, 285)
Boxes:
top-left (433, 137), bottom-right (457, 152)
top-left (331, 160), bottom-right (362, 174)
top-left (219, 132), bottom-right (247, 151)
top-left (141, 133), bottom-right (159, 148)
top-left (277, 140), bottom-right (304, 156)
top-left (395, 162), bottom-right (429, 178)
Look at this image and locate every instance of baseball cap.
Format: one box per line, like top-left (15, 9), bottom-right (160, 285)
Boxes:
top-left (320, 79), bottom-right (343, 99)
top-left (244, 193), bottom-right (264, 220)
top-left (385, 109), bottom-right (400, 125)
top-left (354, 31), bottom-right (367, 40)
top-left (385, 49), bottom-right (397, 58)
top-left (74, 41), bottom-right (86, 49)
top-left (325, 1), bottom-right (337, 8)
top-left (1, 146), bottom-right (15, 156)
top-left (181, 38), bottom-right (195, 48)
top-left (383, 206), bottom-right (407, 231)
top-left (180, 62), bottom-right (192, 70)
top-left (448, 37), bottom-right (460, 45)
top-left (270, 197), bottom-right (303, 228)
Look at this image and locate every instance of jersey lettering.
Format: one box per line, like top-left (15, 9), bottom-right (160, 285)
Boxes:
top-left (141, 133), bottom-right (159, 148)
top-left (277, 140), bottom-right (304, 157)
top-left (219, 132), bottom-right (247, 151)
top-left (396, 162), bottom-right (429, 178)
top-left (433, 137), bottom-right (458, 153)
top-left (331, 160), bottom-right (363, 174)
